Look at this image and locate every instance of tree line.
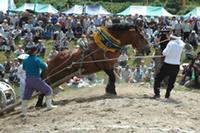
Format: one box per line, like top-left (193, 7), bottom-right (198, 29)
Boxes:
top-left (14, 0), bottom-right (200, 15)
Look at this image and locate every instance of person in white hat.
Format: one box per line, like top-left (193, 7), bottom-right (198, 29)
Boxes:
top-left (153, 34), bottom-right (185, 99)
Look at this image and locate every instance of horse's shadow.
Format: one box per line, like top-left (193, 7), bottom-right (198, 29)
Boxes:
top-left (54, 94), bottom-right (131, 106)
top-left (137, 94), bottom-right (182, 104)
top-left (54, 93), bottom-right (181, 106)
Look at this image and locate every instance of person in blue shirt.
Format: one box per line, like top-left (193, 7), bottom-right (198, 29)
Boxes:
top-left (21, 45), bottom-right (56, 120)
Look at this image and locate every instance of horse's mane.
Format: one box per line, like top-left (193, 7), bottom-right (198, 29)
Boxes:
top-left (107, 23), bottom-right (136, 30)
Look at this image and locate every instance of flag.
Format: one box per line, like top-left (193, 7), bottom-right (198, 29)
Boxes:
top-left (34, 0), bottom-right (38, 13)
top-left (8, 0), bottom-right (11, 13)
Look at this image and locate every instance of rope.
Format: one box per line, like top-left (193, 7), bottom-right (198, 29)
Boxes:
top-left (71, 55), bottom-right (164, 65)
top-left (43, 48), bottom-right (102, 82)
top-left (43, 38), bottom-right (169, 84)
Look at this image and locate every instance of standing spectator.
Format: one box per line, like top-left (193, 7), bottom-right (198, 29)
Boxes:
top-left (171, 16), bottom-right (178, 33)
top-left (16, 54), bottom-right (29, 99)
top-left (174, 19), bottom-right (182, 37)
top-left (192, 18), bottom-right (200, 34)
top-left (153, 34), bottom-right (185, 99)
top-left (182, 20), bottom-right (191, 41)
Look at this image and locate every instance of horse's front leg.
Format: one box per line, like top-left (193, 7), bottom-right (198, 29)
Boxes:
top-left (35, 94), bottom-right (45, 107)
top-left (104, 69), bottom-right (117, 95)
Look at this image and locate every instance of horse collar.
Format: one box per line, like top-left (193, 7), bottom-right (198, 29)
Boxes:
top-left (93, 27), bottom-right (121, 52)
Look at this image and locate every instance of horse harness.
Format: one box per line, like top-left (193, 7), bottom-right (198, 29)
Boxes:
top-left (78, 27), bottom-right (124, 73)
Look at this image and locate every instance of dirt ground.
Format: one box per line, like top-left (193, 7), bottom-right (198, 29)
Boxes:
top-left (0, 83), bottom-right (200, 133)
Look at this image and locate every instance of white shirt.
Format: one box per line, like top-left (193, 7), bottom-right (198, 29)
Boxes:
top-left (163, 38), bottom-right (185, 65)
top-left (16, 64), bottom-right (26, 81)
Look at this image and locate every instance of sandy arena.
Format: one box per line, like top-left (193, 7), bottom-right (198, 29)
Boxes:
top-left (0, 83), bottom-right (200, 133)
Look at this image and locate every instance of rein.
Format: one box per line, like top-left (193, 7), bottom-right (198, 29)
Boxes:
top-left (43, 48), bottom-right (102, 83)
top-left (93, 27), bottom-right (122, 52)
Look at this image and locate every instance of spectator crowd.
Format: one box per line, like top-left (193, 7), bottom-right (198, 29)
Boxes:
top-left (0, 10), bottom-right (199, 89)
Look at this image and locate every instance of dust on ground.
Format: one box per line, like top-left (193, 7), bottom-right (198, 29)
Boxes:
top-left (0, 83), bottom-right (200, 133)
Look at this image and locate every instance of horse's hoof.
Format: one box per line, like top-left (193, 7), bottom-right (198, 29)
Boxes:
top-left (104, 93), bottom-right (117, 97)
top-left (35, 104), bottom-right (45, 109)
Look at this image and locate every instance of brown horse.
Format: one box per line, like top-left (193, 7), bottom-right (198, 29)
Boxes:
top-left (36, 23), bottom-right (150, 107)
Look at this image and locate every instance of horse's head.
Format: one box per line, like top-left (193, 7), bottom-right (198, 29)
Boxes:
top-left (129, 27), bottom-right (151, 55)
top-left (107, 23), bottom-right (150, 55)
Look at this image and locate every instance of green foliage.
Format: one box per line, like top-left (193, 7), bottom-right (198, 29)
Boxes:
top-left (165, 0), bottom-right (182, 14)
top-left (12, 0), bottom-right (200, 15)
top-left (150, 0), bottom-right (163, 7)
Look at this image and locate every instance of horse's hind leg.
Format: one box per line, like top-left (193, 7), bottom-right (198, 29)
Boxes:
top-left (35, 94), bottom-right (45, 107)
top-left (104, 69), bottom-right (117, 95)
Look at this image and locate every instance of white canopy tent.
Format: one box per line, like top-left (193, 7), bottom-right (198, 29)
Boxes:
top-left (63, 5), bottom-right (112, 16)
top-left (184, 7), bottom-right (200, 19)
top-left (84, 5), bottom-right (112, 16)
top-left (117, 6), bottom-right (173, 17)
top-left (14, 3), bottom-right (58, 14)
top-left (63, 5), bottom-right (83, 15)
top-left (0, 0), bottom-right (16, 13)
top-left (38, 4), bottom-right (58, 14)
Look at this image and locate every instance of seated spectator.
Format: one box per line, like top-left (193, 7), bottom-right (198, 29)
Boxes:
top-left (182, 52), bottom-right (200, 88)
top-left (54, 40), bottom-right (61, 51)
top-left (15, 45), bottom-right (25, 57)
top-left (60, 36), bottom-right (69, 51)
top-left (86, 22), bottom-right (97, 37)
top-left (189, 30), bottom-right (198, 50)
top-left (180, 62), bottom-right (193, 85)
top-left (4, 61), bottom-right (12, 74)
top-left (183, 40), bottom-right (195, 60)
top-left (67, 76), bottom-right (87, 88)
top-left (120, 65), bottom-right (131, 83)
top-left (118, 51), bottom-right (128, 68)
top-left (37, 40), bottom-right (46, 58)
top-left (76, 34), bottom-right (88, 50)
top-left (140, 59), bottom-right (147, 74)
top-left (73, 22), bottom-right (83, 38)
top-left (9, 59), bottom-right (19, 83)
top-left (84, 73), bottom-right (97, 86)
top-left (0, 64), bottom-right (5, 80)
top-left (143, 67), bottom-right (154, 82)
top-left (66, 27), bottom-right (75, 41)
top-left (132, 65), bottom-right (144, 83)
